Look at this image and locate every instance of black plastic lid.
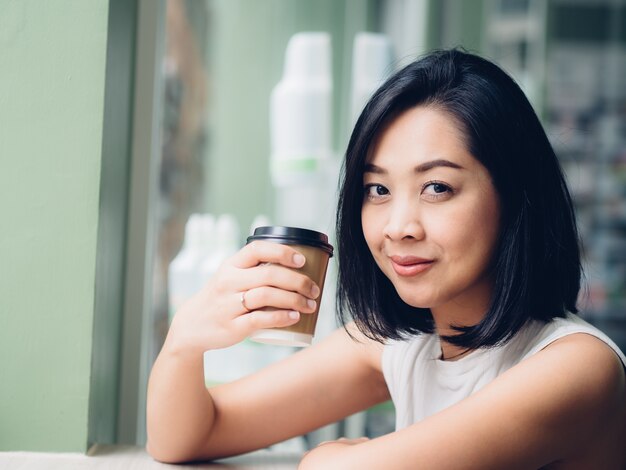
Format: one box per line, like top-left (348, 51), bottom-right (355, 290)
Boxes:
top-left (247, 226), bottom-right (333, 257)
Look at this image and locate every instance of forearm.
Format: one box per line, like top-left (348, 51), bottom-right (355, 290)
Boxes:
top-left (146, 340), bottom-right (216, 463)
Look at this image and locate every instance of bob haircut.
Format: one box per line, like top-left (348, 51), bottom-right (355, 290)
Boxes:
top-left (336, 49), bottom-right (582, 349)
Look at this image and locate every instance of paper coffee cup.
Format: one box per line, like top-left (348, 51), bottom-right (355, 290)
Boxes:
top-left (246, 226), bottom-right (333, 347)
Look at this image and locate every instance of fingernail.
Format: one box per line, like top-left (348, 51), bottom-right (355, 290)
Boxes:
top-left (306, 299), bottom-right (316, 310)
top-left (311, 284), bottom-right (320, 298)
top-left (293, 253), bottom-right (306, 267)
top-left (289, 311), bottom-right (300, 320)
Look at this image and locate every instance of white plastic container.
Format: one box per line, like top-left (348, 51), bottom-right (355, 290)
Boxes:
top-left (198, 213), bottom-right (241, 286)
top-left (167, 214), bottom-right (206, 323)
top-left (269, 32), bottom-right (338, 233)
top-left (350, 32), bottom-right (393, 126)
top-left (269, 32), bottom-right (333, 187)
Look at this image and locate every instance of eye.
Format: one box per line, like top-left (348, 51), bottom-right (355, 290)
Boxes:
top-left (364, 184), bottom-right (390, 201)
top-left (421, 181), bottom-right (453, 200)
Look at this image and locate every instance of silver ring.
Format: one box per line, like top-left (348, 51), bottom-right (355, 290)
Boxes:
top-left (240, 291), bottom-right (250, 313)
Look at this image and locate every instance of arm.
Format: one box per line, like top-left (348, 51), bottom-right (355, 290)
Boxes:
top-left (198, 324), bottom-right (388, 459)
top-left (300, 333), bottom-right (626, 469)
top-left (146, 240), bottom-right (388, 463)
top-left (148, 325), bottom-right (388, 463)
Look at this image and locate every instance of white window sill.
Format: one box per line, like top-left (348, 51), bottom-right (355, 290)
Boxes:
top-left (0, 445), bottom-right (301, 469)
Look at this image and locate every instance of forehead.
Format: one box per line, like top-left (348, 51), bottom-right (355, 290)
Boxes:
top-left (367, 105), bottom-right (475, 168)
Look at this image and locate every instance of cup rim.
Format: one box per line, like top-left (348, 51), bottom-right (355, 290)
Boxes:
top-left (247, 226), bottom-right (334, 257)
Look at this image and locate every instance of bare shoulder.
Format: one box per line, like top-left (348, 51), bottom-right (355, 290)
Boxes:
top-left (532, 333), bottom-right (626, 466)
top-left (502, 332), bottom-right (626, 434)
top-left (539, 333), bottom-right (625, 409)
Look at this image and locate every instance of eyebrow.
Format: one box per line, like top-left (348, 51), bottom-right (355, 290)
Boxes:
top-left (364, 159), bottom-right (464, 174)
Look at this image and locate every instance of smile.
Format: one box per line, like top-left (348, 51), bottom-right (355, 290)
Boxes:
top-left (389, 255), bottom-right (434, 277)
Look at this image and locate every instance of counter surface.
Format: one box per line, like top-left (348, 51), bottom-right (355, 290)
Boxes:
top-left (0, 445), bottom-right (301, 469)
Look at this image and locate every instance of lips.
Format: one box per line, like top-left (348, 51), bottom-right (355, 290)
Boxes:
top-left (389, 255), bottom-right (434, 277)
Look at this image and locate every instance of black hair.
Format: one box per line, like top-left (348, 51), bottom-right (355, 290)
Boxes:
top-left (336, 48), bottom-right (581, 349)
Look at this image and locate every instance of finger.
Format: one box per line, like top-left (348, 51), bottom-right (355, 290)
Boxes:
top-left (232, 308), bottom-right (301, 332)
top-left (228, 263), bottom-right (320, 300)
top-left (337, 437), bottom-right (369, 444)
top-left (316, 440), bottom-right (338, 447)
top-left (253, 264), bottom-right (320, 298)
top-left (237, 286), bottom-right (317, 315)
top-left (238, 290), bottom-right (252, 314)
top-left (230, 240), bottom-right (306, 270)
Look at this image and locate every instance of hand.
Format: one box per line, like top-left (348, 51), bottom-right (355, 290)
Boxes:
top-left (299, 437), bottom-right (370, 470)
top-left (164, 241), bottom-right (321, 354)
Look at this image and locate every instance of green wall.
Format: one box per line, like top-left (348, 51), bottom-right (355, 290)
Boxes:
top-left (0, 0), bottom-right (132, 452)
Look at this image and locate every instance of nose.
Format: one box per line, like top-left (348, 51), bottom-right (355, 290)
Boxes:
top-left (382, 199), bottom-right (425, 241)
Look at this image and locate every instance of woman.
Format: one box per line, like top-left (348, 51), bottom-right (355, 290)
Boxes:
top-left (147, 49), bottom-right (626, 468)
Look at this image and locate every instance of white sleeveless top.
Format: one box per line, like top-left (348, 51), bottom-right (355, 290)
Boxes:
top-left (382, 313), bottom-right (626, 430)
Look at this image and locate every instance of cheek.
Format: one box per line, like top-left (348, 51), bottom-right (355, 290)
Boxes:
top-left (469, 194), bottom-right (501, 256)
top-left (361, 207), bottom-right (378, 243)
top-left (428, 199), bottom-right (500, 262)
top-left (471, 213), bottom-right (500, 265)
top-left (428, 215), bottom-right (471, 257)
top-left (361, 207), bottom-right (386, 263)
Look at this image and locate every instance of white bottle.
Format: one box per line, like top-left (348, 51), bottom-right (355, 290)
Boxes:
top-left (249, 214), bottom-right (271, 235)
top-left (167, 214), bottom-right (205, 323)
top-left (270, 32), bottom-right (335, 232)
top-left (197, 213), bottom-right (216, 284)
top-left (201, 214), bottom-right (245, 386)
top-left (350, 32), bottom-right (393, 127)
top-left (198, 213), bottom-right (241, 287)
top-left (270, 32), bottom-right (332, 185)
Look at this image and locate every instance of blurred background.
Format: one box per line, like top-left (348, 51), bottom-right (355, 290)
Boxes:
top-left (1, 0), bottom-right (625, 455)
top-left (150, 0), bottom-right (626, 449)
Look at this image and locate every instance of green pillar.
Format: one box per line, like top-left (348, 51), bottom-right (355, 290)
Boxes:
top-left (0, 0), bottom-right (135, 452)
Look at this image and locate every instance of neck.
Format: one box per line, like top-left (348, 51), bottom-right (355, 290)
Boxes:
top-left (430, 300), bottom-right (489, 361)
top-left (438, 341), bottom-right (471, 361)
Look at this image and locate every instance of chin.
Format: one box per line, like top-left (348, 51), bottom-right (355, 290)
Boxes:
top-left (397, 292), bottom-right (436, 309)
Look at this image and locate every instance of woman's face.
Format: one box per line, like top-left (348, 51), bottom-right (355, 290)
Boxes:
top-left (361, 106), bottom-right (501, 319)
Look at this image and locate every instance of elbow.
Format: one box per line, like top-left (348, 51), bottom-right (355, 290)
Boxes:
top-left (145, 415), bottom-right (212, 463)
top-left (146, 441), bottom-right (179, 464)
top-left (145, 412), bottom-right (221, 463)
top-left (146, 440), bottom-right (199, 464)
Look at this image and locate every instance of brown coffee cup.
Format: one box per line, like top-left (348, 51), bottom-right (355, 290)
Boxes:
top-left (246, 226), bottom-right (333, 347)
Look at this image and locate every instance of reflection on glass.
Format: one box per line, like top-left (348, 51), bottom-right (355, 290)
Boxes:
top-left (151, 0), bottom-right (210, 359)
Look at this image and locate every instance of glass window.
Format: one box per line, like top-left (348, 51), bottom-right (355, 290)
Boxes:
top-left (130, 0), bottom-right (626, 449)
top-left (139, 0), bottom-right (386, 449)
